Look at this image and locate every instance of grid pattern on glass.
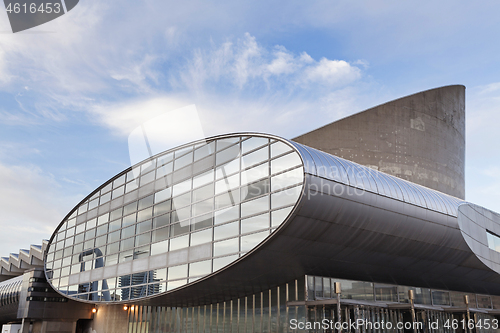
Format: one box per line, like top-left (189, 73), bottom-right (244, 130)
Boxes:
top-left (45, 135), bottom-right (304, 302)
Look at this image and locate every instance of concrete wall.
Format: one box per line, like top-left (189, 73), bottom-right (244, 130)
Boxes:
top-left (293, 85), bottom-right (466, 199)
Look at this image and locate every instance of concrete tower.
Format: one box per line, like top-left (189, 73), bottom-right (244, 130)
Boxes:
top-left (293, 85), bottom-right (466, 199)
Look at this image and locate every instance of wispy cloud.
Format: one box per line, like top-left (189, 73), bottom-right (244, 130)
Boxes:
top-left (171, 33), bottom-right (361, 93)
top-left (0, 162), bottom-right (78, 255)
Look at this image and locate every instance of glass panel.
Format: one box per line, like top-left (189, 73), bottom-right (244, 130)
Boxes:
top-left (135, 232), bottom-right (151, 246)
top-left (241, 178), bottom-right (269, 202)
top-left (271, 167), bottom-right (303, 191)
top-left (336, 279), bottom-right (374, 301)
top-left (374, 283), bottom-right (398, 302)
top-left (477, 295), bottom-right (492, 309)
top-left (240, 230), bottom-right (269, 252)
top-left (151, 240), bottom-right (169, 256)
top-left (213, 238), bottom-right (239, 257)
top-left (241, 196), bottom-right (269, 218)
top-left (271, 186), bottom-right (301, 210)
top-left (241, 213), bottom-right (269, 234)
top-left (271, 153), bottom-right (302, 174)
top-left (194, 142), bottom-right (215, 161)
top-left (168, 264), bottom-right (188, 280)
top-left (174, 152), bottom-right (193, 170)
top-left (431, 290), bottom-right (450, 306)
top-left (242, 137), bottom-right (268, 155)
top-left (137, 220), bottom-right (152, 233)
top-left (214, 206), bottom-right (240, 225)
top-left (193, 170), bottom-right (214, 188)
top-left (215, 174), bottom-right (239, 195)
top-left (189, 260), bottom-right (212, 277)
top-left (167, 279), bottom-right (187, 291)
top-left (192, 213), bottom-right (213, 231)
top-left (169, 235), bottom-right (189, 251)
top-left (242, 146), bottom-right (268, 168)
top-left (241, 163), bottom-right (269, 185)
top-left (216, 144), bottom-right (240, 166)
top-left (121, 225), bottom-right (135, 239)
top-left (157, 153), bottom-right (173, 166)
top-left (213, 255), bottom-right (238, 271)
top-left (271, 141), bottom-right (292, 158)
top-left (137, 207), bottom-right (153, 222)
top-left (214, 221), bottom-right (239, 241)
top-left (154, 188), bottom-right (171, 204)
top-left (190, 228), bottom-right (213, 246)
top-left (192, 183), bottom-right (214, 202)
top-left (171, 222), bottom-right (190, 237)
top-left (171, 206), bottom-right (191, 222)
top-left (123, 213), bottom-right (136, 227)
top-left (154, 200), bottom-right (171, 216)
top-left (271, 206), bottom-right (293, 228)
top-left (192, 198), bottom-right (213, 217)
top-left (152, 226), bottom-right (169, 243)
top-left (138, 195), bottom-right (154, 210)
top-left (120, 238), bottom-right (135, 251)
top-left (172, 179), bottom-right (192, 196)
top-left (214, 190), bottom-right (239, 210)
top-left (172, 192), bottom-right (191, 210)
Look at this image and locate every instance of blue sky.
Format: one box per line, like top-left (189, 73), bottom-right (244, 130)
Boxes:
top-left (1, 0), bottom-right (500, 255)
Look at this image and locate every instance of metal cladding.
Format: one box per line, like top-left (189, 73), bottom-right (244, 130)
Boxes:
top-left (44, 132), bottom-right (500, 307)
top-left (293, 85), bottom-right (466, 199)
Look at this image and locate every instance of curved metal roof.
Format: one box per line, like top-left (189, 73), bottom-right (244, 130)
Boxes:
top-left (288, 141), bottom-right (465, 216)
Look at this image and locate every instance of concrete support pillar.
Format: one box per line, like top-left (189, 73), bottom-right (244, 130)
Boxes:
top-left (20, 318), bottom-right (31, 333)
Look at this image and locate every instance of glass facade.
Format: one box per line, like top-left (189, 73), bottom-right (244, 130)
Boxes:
top-left (125, 276), bottom-right (500, 333)
top-left (45, 135), bottom-right (304, 302)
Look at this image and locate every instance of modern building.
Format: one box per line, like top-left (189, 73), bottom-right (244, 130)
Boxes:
top-left (2, 85), bottom-right (500, 333)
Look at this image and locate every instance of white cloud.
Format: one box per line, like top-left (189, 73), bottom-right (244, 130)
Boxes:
top-left (302, 58), bottom-right (361, 86)
top-left (0, 163), bottom-right (77, 255)
top-left (172, 33), bottom-right (363, 93)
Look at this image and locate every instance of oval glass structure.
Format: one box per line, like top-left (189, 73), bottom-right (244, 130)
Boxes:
top-left (45, 134), bottom-right (304, 303)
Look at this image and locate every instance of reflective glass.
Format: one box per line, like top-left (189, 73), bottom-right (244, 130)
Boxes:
top-left (189, 260), bottom-right (212, 277)
top-left (47, 135), bottom-right (304, 301)
top-left (242, 137), bottom-right (268, 154)
top-left (271, 153), bottom-right (302, 175)
top-left (190, 229), bottom-right (213, 246)
top-left (214, 221), bottom-right (239, 241)
top-left (271, 186), bottom-right (301, 210)
top-left (214, 206), bottom-right (240, 225)
top-left (152, 226), bottom-right (169, 243)
top-left (241, 230), bottom-right (269, 252)
top-left (271, 167), bottom-right (303, 192)
top-left (241, 213), bottom-right (269, 234)
top-left (215, 174), bottom-right (239, 195)
top-left (154, 200), bottom-right (171, 216)
top-left (241, 196), bottom-right (269, 218)
top-left (169, 235), bottom-right (189, 251)
top-left (241, 163), bottom-right (268, 185)
top-left (174, 152), bottom-right (193, 170)
top-left (213, 238), bottom-right (239, 257)
top-left (271, 141), bottom-right (292, 158)
top-left (216, 144), bottom-right (240, 166)
top-left (151, 240), bottom-right (168, 256)
top-left (193, 170), bottom-right (214, 188)
top-left (194, 142), bottom-right (215, 161)
top-left (213, 255), bottom-right (238, 271)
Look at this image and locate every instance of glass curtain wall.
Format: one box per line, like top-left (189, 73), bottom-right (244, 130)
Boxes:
top-left (45, 135), bottom-right (304, 303)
